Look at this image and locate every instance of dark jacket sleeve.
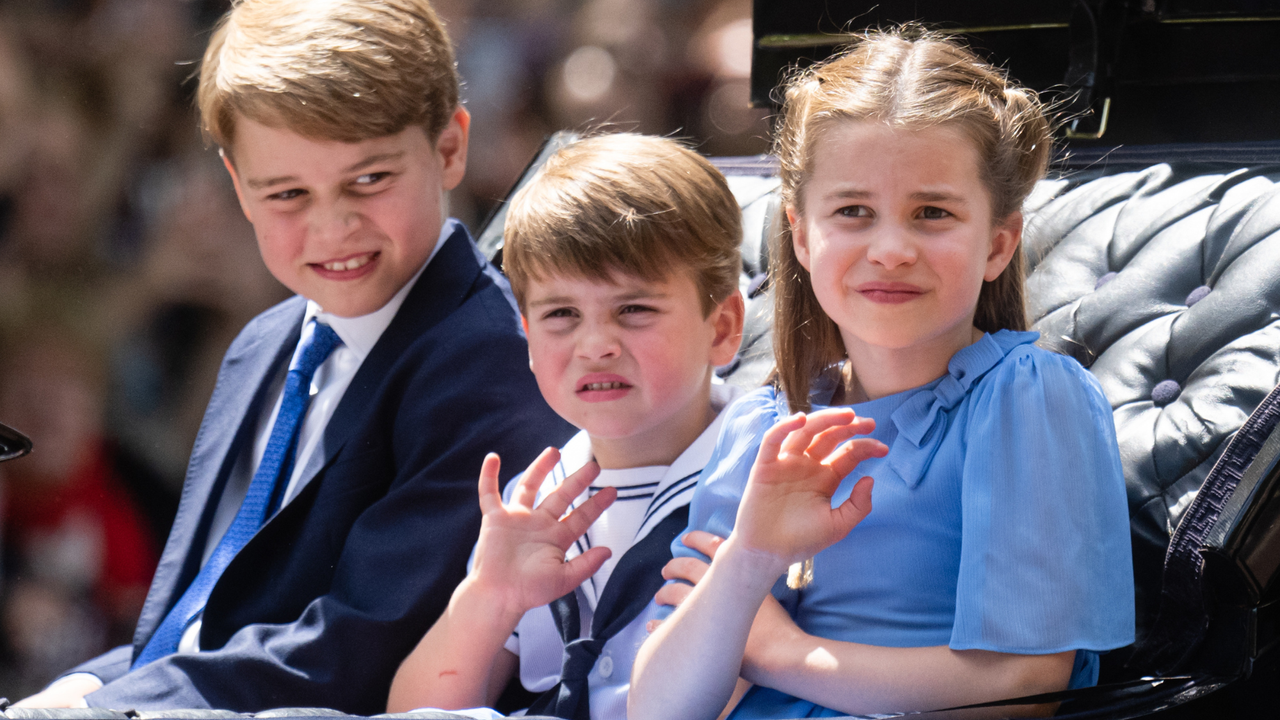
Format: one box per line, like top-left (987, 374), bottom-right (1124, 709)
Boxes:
top-left (82, 282), bottom-right (573, 713)
top-left (63, 645), bottom-right (134, 685)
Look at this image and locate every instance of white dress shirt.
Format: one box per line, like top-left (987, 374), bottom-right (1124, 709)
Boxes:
top-left (179, 231), bottom-right (446, 653)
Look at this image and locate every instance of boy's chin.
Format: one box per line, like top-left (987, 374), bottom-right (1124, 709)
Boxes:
top-left (293, 274), bottom-right (404, 317)
top-left (304, 290), bottom-right (396, 318)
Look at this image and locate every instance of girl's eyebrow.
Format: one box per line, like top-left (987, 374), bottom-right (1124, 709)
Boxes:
top-left (824, 189), bottom-right (874, 200)
top-left (911, 190), bottom-right (967, 204)
top-left (820, 188), bottom-right (967, 205)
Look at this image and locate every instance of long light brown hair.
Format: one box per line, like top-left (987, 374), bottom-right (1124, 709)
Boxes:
top-left (771, 28), bottom-right (1052, 412)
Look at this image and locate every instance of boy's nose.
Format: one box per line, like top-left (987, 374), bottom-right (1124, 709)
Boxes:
top-left (310, 202), bottom-right (359, 245)
top-left (865, 225), bottom-right (917, 269)
top-left (577, 322), bottom-right (622, 360)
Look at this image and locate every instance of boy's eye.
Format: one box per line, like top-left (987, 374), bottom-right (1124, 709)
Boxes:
top-left (268, 188), bottom-right (307, 202)
top-left (617, 304), bottom-right (661, 326)
top-left (836, 205), bottom-right (871, 218)
top-left (619, 304), bottom-right (657, 315)
top-left (919, 206), bottom-right (952, 220)
top-left (353, 172), bottom-right (392, 188)
top-left (542, 307), bottom-right (577, 320)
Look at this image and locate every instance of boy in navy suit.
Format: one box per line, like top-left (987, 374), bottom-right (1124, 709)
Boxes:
top-left (387, 133), bottom-right (746, 720)
top-left (17, 0), bottom-right (571, 712)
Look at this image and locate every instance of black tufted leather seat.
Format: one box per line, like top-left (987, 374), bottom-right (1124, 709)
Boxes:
top-left (1020, 164), bottom-right (1280, 652)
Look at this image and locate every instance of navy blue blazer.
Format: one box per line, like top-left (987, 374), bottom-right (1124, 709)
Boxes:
top-left (69, 221), bottom-right (574, 713)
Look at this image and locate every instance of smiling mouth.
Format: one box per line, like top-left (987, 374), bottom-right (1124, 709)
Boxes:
top-left (581, 381), bottom-right (629, 391)
top-left (318, 252), bottom-right (377, 272)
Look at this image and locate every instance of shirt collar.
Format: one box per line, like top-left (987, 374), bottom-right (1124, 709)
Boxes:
top-left (554, 383), bottom-right (744, 482)
top-left (551, 383), bottom-right (745, 546)
top-left (301, 224), bottom-right (451, 360)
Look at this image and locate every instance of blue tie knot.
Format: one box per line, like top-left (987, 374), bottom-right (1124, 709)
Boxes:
top-left (294, 321), bottom-right (342, 379)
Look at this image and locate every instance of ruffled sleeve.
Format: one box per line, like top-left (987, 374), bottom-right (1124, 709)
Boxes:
top-left (951, 344), bottom-right (1135, 653)
top-left (651, 388), bottom-right (800, 622)
top-left (670, 386), bottom-right (781, 563)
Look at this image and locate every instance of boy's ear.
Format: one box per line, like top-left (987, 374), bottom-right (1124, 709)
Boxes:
top-left (708, 290), bottom-right (745, 368)
top-left (985, 210), bottom-right (1023, 282)
top-left (521, 314), bottom-right (534, 369)
top-left (435, 106), bottom-right (470, 192)
top-left (220, 149), bottom-right (253, 223)
top-left (786, 206), bottom-right (812, 271)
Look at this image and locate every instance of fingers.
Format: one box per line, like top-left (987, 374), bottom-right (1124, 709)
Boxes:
top-left (512, 447), bottom-right (561, 509)
top-left (778, 409), bottom-right (857, 456)
top-left (824, 437), bottom-right (889, 482)
top-left (557, 485), bottom-right (616, 540)
top-left (538, 460), bottom-right (601, 519)
top-left (757, 412), bottom-right (808, 464)
top-left (831, 476), bottom-right (874, 538)
top-left (661, 556), bottom-right (711, 584)
top-left (805, 417), bottom-right (876, 460)
top-left (560, 545), bottom-right (612, 589)
top-left (476, 453), bottom-right (503, 515)
top-left (680, 530), bottom-right (725, 560)
top-left (653, 580), bottom-right (693, 608)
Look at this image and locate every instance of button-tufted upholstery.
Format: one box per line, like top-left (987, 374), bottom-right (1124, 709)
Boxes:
top-left (1021, 164), bottom-right (1280, 652)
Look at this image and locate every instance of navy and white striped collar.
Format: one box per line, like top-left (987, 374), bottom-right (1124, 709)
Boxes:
top-left (546, 383), bottom-right (743, 549)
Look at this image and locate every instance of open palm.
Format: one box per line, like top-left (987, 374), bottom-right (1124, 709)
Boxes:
top-left (735, 409), bottom-right (887, 567)
top-left (469, 449), bottom-right (617, 617)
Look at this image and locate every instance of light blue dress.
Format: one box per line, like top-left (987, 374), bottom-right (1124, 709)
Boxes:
top-left (672, 331), bottom-right (1135, 719)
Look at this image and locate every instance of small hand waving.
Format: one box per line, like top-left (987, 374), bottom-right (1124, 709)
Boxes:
top-left (471, 448), bottom-right (617, 617)
top-left (734, 409), bottom-right (887, 568)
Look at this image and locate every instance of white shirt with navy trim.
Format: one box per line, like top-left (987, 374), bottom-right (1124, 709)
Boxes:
top-left (502, 383), bottom-right (743, 720)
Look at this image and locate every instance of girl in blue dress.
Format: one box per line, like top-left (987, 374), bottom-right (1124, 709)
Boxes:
top-left (629, 29), bottom-right (1135, 720)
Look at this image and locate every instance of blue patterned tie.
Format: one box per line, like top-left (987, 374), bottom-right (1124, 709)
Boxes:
top-left (133, 320), bottom-right (343, 668)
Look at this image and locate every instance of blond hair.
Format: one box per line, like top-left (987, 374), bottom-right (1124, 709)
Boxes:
top-left (772, 28), bottom-right (1052, 412)
top-left (503, 133), bottom-right (742, 316)
top-left (198, 0), bottom-right (458, 152)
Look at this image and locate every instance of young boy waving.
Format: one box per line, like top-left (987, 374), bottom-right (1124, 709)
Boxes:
top-left (18, 0), bottom-right (571, 712)
top-left (387, 133), bottom-right (746, 720)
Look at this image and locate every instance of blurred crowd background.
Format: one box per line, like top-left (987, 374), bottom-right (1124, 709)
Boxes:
top-left (0, 0), bottom-right (769, 698)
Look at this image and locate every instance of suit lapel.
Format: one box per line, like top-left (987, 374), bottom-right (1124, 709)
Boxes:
top-left (137, 221), bottom-right (483, 654)
top-left (133, 298), bottom-right (305, 651)
top-left (289, 220), bottom-right (484, 500)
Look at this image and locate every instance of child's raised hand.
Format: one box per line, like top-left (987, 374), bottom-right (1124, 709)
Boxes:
top-left (470, 449), bottom-right (617, 620)
top-left (734, 409), bottom-right (887, 573)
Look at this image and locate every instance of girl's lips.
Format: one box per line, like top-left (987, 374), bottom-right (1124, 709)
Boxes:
top-left (856, 282), bottom-right (923, 305)
top-left (311, 252), bottom-right (379, 280)
top-left (576, 373), bottom-right (633, 402)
